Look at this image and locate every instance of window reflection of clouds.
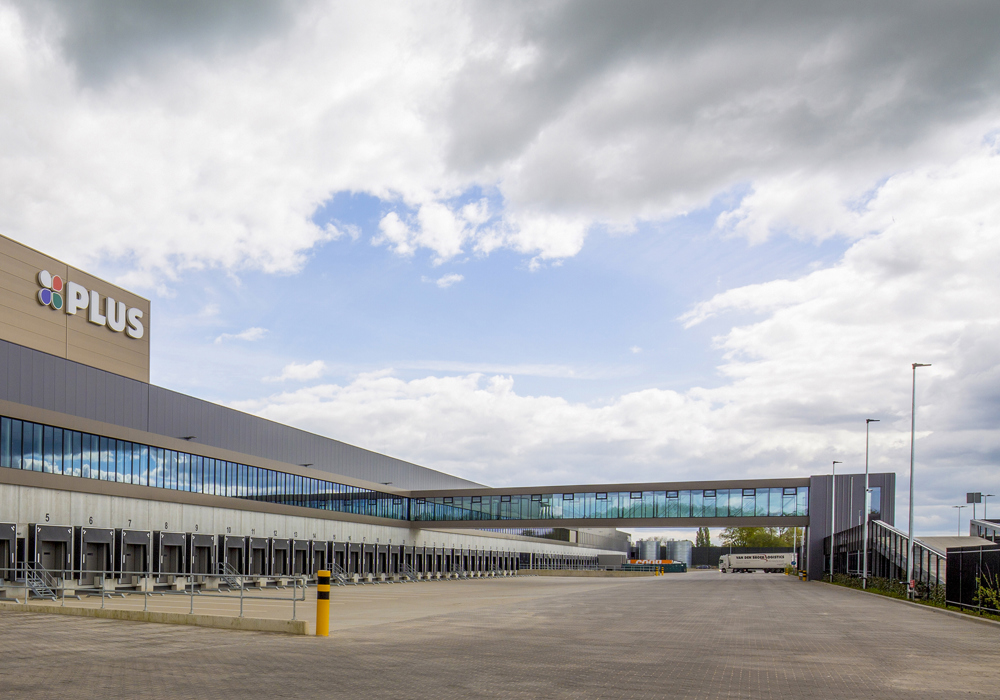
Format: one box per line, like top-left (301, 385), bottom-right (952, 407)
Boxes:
top-left (0, 414), bottom-right (809, 525)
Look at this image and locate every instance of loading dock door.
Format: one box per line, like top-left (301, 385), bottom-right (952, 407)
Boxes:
top-left (118, 530), bottom-right (152, 578)
top-left (227, 546), bottom-right (243, 573)
top-left (292, 542), bottom-right (309, 575)
top-left (192, 547), bottom-right (211, 574)
top-left (0, 539), bottom-right (9, 581)
top-left (82, 542), bottom-right (110, 586)
top-left (312, 545), bottom-right (327, 575)
top-left (122, 544), bottom-right (146, 573)
top-left (162, 545), bottom-right (183, 575)
top-left (76, 528), bottom-right (115, 586)
top-left (40, 541), bottom-right (68, 574)
top-left (390, 552), bottom-right (399, 574)
top-left (349, 550), bottom-right (360, 575)
top-left (30, 525), bottom-right (73, 579)
top-left (0, 524), bottom-right (14, 581)
top-left (189, 534), bottom-right (216, 575)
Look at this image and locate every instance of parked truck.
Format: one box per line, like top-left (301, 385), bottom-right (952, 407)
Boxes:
top-left (719, 552), bottom-right (795, 573)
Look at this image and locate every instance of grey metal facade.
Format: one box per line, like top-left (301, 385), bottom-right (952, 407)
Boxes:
top-left (0, 338), bottom-right (479, 490)
top-left (806, 472), bottom-right (896, 580)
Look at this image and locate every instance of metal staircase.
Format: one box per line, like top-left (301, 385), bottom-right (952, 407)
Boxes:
top-left (331, 562), bottom-right (351, 586)
top-left (220, 562), bottom-right (242, 589)
top-left (25, 563), bottom-right (58, 601)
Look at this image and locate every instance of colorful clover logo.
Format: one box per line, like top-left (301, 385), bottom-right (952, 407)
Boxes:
top-left (37, 270), bottom-right (64, 310)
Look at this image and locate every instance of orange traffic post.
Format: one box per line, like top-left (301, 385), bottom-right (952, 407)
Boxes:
top-left (316, 569), bottom-right (331, 636)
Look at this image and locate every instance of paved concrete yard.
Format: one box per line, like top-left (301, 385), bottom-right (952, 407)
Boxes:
top-left (1, 571), bottom-right (998, 699)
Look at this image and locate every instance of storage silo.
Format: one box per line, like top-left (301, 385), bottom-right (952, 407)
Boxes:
top-left (665, 540), bottom-right (693, 566)
top-left (638, 539), bottom-right (660, 560)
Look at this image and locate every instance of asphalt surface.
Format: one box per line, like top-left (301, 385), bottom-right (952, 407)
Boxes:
top-left (1, 571), bottom-right (997, 699)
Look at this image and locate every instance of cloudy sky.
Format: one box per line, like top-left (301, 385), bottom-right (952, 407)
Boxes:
top-left (3, 1), bottom-right (999, 539)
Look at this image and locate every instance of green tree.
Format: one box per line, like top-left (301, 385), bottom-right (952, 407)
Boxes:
top-left (695, 526), bottom-right (712, 547)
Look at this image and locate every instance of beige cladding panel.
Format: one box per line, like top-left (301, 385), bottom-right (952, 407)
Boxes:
top-left (0, 235), bottom-right (150, 382)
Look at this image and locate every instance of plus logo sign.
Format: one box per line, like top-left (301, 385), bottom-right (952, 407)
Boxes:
top-left (37, 270), bottom-right (64, 310)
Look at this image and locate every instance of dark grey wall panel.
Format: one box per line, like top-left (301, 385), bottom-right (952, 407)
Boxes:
top-left (0, 338), bottom-right (477, 490)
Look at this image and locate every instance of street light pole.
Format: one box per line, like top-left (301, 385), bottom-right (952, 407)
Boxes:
top-left (862, 419), bottom-right (879, 589)
top-left (906, 363), bottom-right (931, 596)
top-left (952, 505), bottom-right (967, 536)
top-left (830, 460), bottom-right (842, 580)
top-left (985, 494), bottom-right (996, 521)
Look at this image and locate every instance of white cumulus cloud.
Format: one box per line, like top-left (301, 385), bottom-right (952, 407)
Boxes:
top-left (231, 145), bottom-right (1000, 536)
top-left (214, 327), bottom-right (268, 344)
top-left (265, 360), bottom-right (328, 383)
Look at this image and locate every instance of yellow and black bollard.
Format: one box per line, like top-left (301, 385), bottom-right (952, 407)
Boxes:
top-left (316, 569), bottom-right (330, 637)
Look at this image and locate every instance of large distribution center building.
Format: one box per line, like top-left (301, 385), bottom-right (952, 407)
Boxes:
top-left (0, 234), bottom-right (895, 592)
top-left (0, 234), bottom-right (633, 591)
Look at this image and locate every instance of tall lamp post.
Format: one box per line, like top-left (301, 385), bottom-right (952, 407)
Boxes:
top-left (861, 419), bottom-right (879, 589)
top-left (984, 494), bottom-right (996, 521)
top-left (952, 505), bottom-right (967, 536)
top-left (830, 460), bottom-right (842, 580)
top-left (906, 363), bottom-right (931, 596)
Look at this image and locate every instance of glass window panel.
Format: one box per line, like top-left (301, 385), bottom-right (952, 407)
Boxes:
top-left (52, 427), bottom-right (63, 475)
top-left (192, 455), bottom-right (203, 494)
top-left (42, 425), bottom-right (54, 473)
top-left (116, 440), bottom-right (127, 483)
top-left (769, 488), bottom-right (782, 517)
top-left (756, 490), bottom-right (768, 516)
top-left (869, 486), bottom-right (881, 518)
top-left (665, 492), bottom-right (678, 518)
top-left (130, 443), bottom-right (140, 484)
top-left (71, 431), bottom-right (82, 477)
top-left (204, 459), bottom-right (214, 495)
top-left (177, 452), bottom-right (189, 492)
top-left (703, 491), bottom-right (716, 518)
top-left (138, 444), bottom-right (148, 486)
top-left (10, 419), bottom-right (21, 469)
top-left (782, 490), bottom-right (795, 516)
top-left (163, 450), bottom-right (175, 490)
top-left (692, 490), bottom-right (704, 518)
top-left (90, 433), bottom-right (101, 479)
top-left (0, 417), bottom-right (8, 468)
top-left (30, 421), bottom-right (42, 472)
top-left (151, 448), bottom-right (163, 488)
top-left (98, 437), bottom-right (115, 481)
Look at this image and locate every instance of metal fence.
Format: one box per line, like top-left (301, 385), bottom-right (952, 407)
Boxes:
top-left (4, 564), bottom-right (309, 619)
top-left (826, 519), bottom-right (946, 600)
top-left (945, 545), bottom-right (1000, 614)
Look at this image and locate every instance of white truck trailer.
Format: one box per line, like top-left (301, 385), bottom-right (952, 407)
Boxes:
top-left (719, 552), bottom-right (795, 573)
